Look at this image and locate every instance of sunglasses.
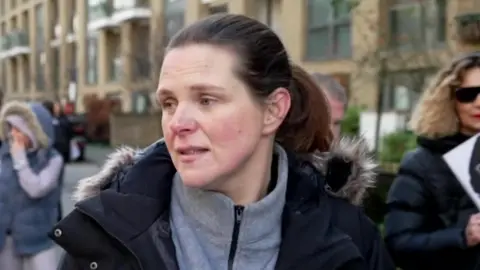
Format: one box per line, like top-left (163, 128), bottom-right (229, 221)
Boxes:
top-left (455, 87), bottom-right (480, 103)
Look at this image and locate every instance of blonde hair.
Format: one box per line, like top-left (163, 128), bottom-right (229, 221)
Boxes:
top-left (409, 54), bottom-right (480, 138)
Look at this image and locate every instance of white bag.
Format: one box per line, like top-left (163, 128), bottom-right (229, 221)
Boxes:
top-left (70, 139), bottom-right (81, 160)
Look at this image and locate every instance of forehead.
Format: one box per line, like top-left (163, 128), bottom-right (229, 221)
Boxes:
top-left (461, 68), bottom-right (480, 87)
top-left (159, 45), bottom-right (238, 87)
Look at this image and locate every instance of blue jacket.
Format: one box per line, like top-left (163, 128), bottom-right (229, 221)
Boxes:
top-left (0, 101), bottom-right (63, 255)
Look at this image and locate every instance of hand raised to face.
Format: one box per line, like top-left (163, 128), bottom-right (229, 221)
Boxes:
top-left (10, 127), bottom-right (28, 153)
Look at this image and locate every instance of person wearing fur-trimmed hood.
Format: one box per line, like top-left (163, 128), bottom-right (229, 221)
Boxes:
top-left (52, 14), bottom-right (394, 270)
top-left (0, 101), bottom-right (64, 270)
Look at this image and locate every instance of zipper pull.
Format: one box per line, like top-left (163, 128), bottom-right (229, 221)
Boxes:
top-left (235, 206), bottom-right (244, 222)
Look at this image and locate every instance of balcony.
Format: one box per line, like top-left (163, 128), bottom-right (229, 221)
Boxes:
top-left (111, 0), bottom-right (151, 24)
top-left (456, 13), bottom-right (480, 45)
top-left (0, 31), bottom-right (31, 59)
top-left (87, 1), bottom-right (118, 32)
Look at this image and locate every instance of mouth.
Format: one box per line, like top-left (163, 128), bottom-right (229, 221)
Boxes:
top-left (176, 146), bottom-right (209, 161)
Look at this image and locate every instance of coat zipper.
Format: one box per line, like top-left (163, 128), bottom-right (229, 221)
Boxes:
top-left (76, 207), bottom-right (144, 270)
top-left (227, 205), bottom-right (244, 270)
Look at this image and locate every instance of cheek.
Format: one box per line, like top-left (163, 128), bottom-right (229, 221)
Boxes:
top-left (456, 103), bottom-right (471, 122)
top-left (205, 105), bottom-right (263, 162)
top-left (11, 128), bottom-right (20, 137)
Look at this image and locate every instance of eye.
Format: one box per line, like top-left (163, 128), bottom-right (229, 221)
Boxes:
top-left (199, 96), bottom-right (216, 106)
top-left (159, 98), bottom-right (177, 112)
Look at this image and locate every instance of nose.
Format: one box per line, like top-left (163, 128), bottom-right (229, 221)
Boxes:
top-left (168, 104), bottom-right (197, 136)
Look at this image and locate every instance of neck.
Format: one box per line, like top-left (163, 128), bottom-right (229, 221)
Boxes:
top-left (459, 126), bottom-right (477, 136)
top-left (216, 140), bottom-right (274, 205)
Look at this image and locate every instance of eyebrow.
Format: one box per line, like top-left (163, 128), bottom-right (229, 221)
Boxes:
top-left (157, 83), bottom-right (225, 96)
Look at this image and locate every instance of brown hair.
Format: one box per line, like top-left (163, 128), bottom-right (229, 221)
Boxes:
top-left (167, 13), bottom-right (332, 153)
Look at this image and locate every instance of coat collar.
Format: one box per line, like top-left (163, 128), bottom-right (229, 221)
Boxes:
top-left (67, 138), bottom-right (373, 269)
top-left (74, 137), bottom-right (376, 242)
top-left (74, 137), bottom-right (376, 206)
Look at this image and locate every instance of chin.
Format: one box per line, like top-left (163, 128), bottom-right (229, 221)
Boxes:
top-left (178, 170), bottom-right (215, 189)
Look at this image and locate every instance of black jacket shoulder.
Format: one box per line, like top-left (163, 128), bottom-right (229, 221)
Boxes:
top-left (385, 145), bottom-right (477, 270)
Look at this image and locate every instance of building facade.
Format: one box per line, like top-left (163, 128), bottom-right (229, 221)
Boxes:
top-left (0, 0), bottom-right (478, 113)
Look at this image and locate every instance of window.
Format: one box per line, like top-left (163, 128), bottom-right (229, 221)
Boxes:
top-left (132, 90), bottom-right (152, 114)
top-left (35, 52), bottom-right (45, 91)
top-left (52, 47), bottom-right (60, 89)
top-left (51, 0), bottom-right (59, 38)
top-left (133, 26), bottom-right (150, 79)
top-left (389, 0), bottom-right (446, 50)
top-left (69, 43), bottom-right (77, 82)
top-left (255, 0), bottom-right (281, 35)
top-left (0, 61), bottom-right (6, 93)
top-left (23, 57), bottom-right (30, 90)
top-left (306, 0), bottom-right (351, 60)
top-left (88, 0), bottom-right (109, 21)
top-left (86, 36), bottom-right (98, 85)
top-left (11, 59), bottom-right (18, 92)
top-left (164, 0), bottom-right (185, 45)
top-left (382, 69), bottom-right (436, 112)
top-left (35, 4), bottom-right (44, 50)
top-left (107, 33), bottom-right (121, 82)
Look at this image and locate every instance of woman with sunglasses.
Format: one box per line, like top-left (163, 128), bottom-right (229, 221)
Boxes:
top-left (385, 52), bottom-right (480, 270)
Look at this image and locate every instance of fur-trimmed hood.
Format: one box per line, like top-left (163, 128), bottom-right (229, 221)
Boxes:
top-left (74, 137), bottom-right (377, 206)
top-left (0, 101), bottom-right (53, 149)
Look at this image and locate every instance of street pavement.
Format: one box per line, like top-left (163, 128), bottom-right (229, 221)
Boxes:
top-left (85, 144), bottom-right (116, 166)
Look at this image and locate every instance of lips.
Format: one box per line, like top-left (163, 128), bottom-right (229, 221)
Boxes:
top-left (177, 146), bottom-right (209, 155)
top-left (176, 146), bottom-right (209, 162)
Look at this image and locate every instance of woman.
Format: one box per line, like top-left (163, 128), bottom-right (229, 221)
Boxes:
top-left (0, 101), bottom-right (64, 270)
top-left (385, 52), bottom-right (480, 270)
top-left (53, 14), bottom-right (393, 270)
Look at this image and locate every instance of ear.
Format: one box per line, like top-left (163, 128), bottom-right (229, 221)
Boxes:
top-left (262, 88), bottom-right (291, 135)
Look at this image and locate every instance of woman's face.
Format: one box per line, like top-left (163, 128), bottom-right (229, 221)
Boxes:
top-left (10, 126), bottom-right (31, 146)
top-left (456, 67), bottom-right (480, 135)
top-left (157, 44), bottom-right (282, 189)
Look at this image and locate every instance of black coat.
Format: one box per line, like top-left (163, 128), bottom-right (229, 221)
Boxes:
top-left (52, 139), bottom-right (394, 270)
top-left (385, 134), bottom-right (480, 270)
top-left (53, 115), bottom-right (73, 162)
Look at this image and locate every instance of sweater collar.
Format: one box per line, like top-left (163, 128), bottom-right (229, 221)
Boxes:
top-left (170, 144), bottom-right (289, 244)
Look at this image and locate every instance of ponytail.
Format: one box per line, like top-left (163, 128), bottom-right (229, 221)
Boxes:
top-left (276, 64), bottom-right (333, 153)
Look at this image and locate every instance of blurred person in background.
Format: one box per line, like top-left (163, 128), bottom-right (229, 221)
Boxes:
top-left (385, 52), bottom-right (480, 270)
top-left (0, 101), bottom-right (63, 270)
top-left (311, 73), bottom-right (347, 139)
top-left (43, 100), bottom-right (71, 222)
top-left (42, 100), bottom-right (72, 163)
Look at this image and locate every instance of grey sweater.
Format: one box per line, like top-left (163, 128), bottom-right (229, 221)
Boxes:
top-left (170, 144), bottom-right (289, 270)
